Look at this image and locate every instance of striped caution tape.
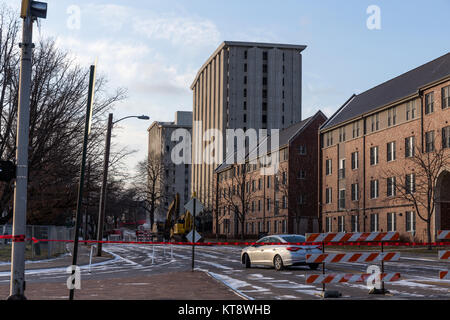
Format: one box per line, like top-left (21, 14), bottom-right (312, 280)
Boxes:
top-left (0, 235), bottom-right (26, 242)
top-left (306, 252), bottom-right (401, 264)
top-left (437, 230), bottom-right (450, 241)
top-left (305, 232), bottom-right (399, 243)
top-left (306, 273), bottom-right (401, 284)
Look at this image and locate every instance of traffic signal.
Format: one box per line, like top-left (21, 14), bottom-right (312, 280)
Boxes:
top-left (20, 0), bottom-right (47, 19)
top-left (0, 161), bottom-right (16, 183)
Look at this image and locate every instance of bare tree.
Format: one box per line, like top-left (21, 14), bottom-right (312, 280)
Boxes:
top-left (133, 155), bottom-right (170, 230)
top-left (384, 137), bottom-right (450, 248)
top-left (220, 164), bottom-right (259, 240)
top-left (0, 7), bottom-right (127, 225)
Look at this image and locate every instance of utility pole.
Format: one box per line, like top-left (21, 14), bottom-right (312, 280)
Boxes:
top-left (84, 160), bottom-right (91, 241)
top-left (69, 64), bottom-right (96, 301)
top-left (9, 0), bottom-right (47, 300)
top-left (97, 114), bottom-right (113, 257)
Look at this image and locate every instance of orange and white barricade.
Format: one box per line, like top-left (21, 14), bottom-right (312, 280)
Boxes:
top-left (306, 231), bottom-right (399, 243)
top-left (306, 252), bottom-right (400, 264)
top-left (437, 230), bottom-right (450, 241)
top-left (305, 232), bottom-right (401, 295)
top-left (437, 231), bottom-right (450, 280)
top-left (306, 273), bottom-right (401, 284)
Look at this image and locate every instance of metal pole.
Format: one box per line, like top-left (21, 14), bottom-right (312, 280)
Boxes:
top-left (192, 197), bottom-right (196, 271)
top-left (97, 114), bottom-right (113, 256)
top-left (9, 6), bottom-right (33, 300)
top-left (381, 241), bottom-right (385, 293)
top-left (69, 65), bottom-right (96, 301)
top-left (84, 160), bottom-right (91, 242)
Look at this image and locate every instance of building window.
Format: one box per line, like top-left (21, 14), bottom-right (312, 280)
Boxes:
top-left (443, 126), bottom-right (450, 149)
top-left (387, 142), bottom-right (396, 162)
top-left (244, 64), bottom-right (247, 72)
top-left (298, 195), bottom-right (305, 205)
top-left (298, 145), bottom-right (307, 155)
top-left (370, 146), bottom-right (379, 166)
top-left (244, 50), bottom-right (248, 59)
top-left (387, 177), bottom-right (396, 197)
top-left (325, 188), bottom-right (332, 204)
top-left (442, 86), bottom-right (450, 109)
top-left (298, 170), bottom-right (306, 180)
top-left (339, 189), bottom-right (346, 209)
top-left (339, 127), bottom-right (346, 142)
top-left (267, 176), bottom-right (271, 188)
top-left (326, 159), bottom-right (332, 175)
top-left (338, 216), bottom-right (345, 232)
top-left (351, 183), bottom-right (359, 201)
top-left (406, 174), bottom-right (416, 194)
top-left (406, 211), bottom-right (416, 232)
top-left (352, 122), bottom-right (360, 138)
top-left (351, 215), bottom-right (359, 232)
top-left (262, 77), bottom-right (268, 86)
top-left (325, 217), bottom-right (332, 233)
top-left (405, 136), bottom-right (415, 158)
top-left (267, 198), bottom-right (271, 211)
top-left (425, 131), bottom-right (435, 153)
top-left (388, 107), bottom-right (397, 127)
top-left (339, 159), bottom-right (346, 179)
top-left (262, 102), bottom-right (267, 111)
top-left (371, 114), bottom-right (379, 132)
top-left (370, 180), bottom-right (379, 199)
top-left (387, 213), bottom-right (397, 232)
top-left (282, 220), bottom-right (287, 234)
top-left (326, 132), bottom-right (333, 147)
top-left (263, 64), bottom-right (268, 73)
top-left (263, 51), bottom-right (268, 60)
top-left (244, 88), bottom-right (247, 98)
top-left (282, 196), bottom-right (287, 209)
top-left (370, 214), bottom-right (379, 232)
top-left (351, 152), bottom-right (359, 170)
top-left (425, 92), bottom-right (434, 114)
top-left (406, 100), bottom-right (416, 120)
top-left (267, 221), bottom-right (270, 233)
top-left (262, 115), bottom-right (267, 123)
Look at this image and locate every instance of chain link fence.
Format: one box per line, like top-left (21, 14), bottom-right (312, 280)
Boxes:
top-left (0, 225), bottom-right (74, 260)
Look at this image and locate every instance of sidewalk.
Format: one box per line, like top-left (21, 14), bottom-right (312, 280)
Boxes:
top-left (0, 271), bottom-right (245, 300)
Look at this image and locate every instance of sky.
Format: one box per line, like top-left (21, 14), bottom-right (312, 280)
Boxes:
top-left (5, 0), bottom-right (450, 174)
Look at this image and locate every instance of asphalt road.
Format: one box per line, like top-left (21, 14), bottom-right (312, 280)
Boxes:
top-left (0, 244), bottom-right (448, 300)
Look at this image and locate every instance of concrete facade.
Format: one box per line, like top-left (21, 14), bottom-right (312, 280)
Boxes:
top-left (319, 54), bottom-right (450, 242)
top-left (148, 111), bottom-right (192, 222)
top-left (191, 41), bottom-right (307, 211)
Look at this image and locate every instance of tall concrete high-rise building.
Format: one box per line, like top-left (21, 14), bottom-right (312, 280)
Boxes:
top-left (148, 111), bottom-right (192, 223)
top-left (190, 41), bottom-right (307, 209)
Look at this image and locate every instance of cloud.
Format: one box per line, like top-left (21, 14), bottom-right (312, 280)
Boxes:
top-left (133, 15), bottom-right (220, 47)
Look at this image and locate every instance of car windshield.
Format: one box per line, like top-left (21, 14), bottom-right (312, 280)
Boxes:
top-left (279, 235), bottom-right (306, 243)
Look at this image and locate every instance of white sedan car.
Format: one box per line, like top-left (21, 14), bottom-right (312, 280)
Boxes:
top-left (241, 234), bottom-right (322, 271)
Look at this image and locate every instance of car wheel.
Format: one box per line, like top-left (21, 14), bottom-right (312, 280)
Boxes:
top-left (274, 255), bottom-right (284, 271)
top-left (308, 263), bottom-right (319, 270)
top-left (243, 254), bottom-right (251, 268)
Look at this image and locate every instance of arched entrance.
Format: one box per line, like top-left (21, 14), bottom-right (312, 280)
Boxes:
top-left (436, 171), bottom-right (450, 231)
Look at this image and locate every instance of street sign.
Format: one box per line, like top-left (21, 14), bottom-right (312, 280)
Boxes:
top-left (186, 230), bottom-right (202, 243)
top-left (184, 198), bottom-right (204, 215)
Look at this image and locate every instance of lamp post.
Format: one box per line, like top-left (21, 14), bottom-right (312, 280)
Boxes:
top-left (96, 114), bottom-right (149, 256)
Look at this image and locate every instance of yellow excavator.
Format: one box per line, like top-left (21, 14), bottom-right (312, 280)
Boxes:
top-left (164, 193), bottom-right (193, 241)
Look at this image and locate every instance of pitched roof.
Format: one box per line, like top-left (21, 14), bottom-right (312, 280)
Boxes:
top-left (321, 52), bottom-right (450, 130)
top-left (215, 111), bottom-right (326, 173)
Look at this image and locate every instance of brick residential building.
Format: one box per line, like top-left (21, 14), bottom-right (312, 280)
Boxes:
top-left (319, 52), bottom-right (450, 242)
top-left (215, 111), bottom-right (326, 239)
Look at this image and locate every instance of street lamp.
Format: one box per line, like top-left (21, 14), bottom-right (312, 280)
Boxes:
top-left (96, 114), bottom-right (149, 256)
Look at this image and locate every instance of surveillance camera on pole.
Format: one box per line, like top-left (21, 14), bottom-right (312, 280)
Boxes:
top-left (8, 0), bottom-right (47, 301)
